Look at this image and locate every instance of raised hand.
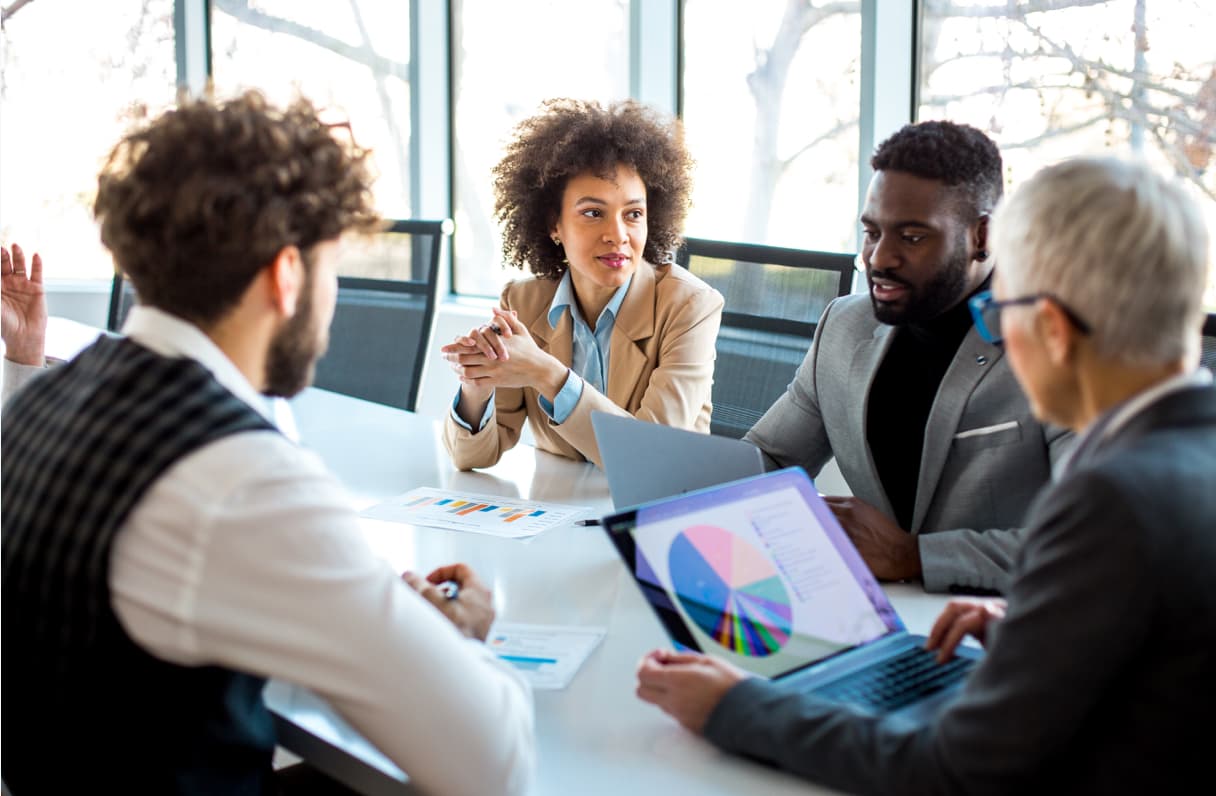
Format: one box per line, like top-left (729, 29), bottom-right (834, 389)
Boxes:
top-left (1, 243), bottom-right (48, 366)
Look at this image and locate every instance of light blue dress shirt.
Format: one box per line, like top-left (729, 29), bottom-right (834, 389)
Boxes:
top-left (451, 272), bottom-right (633, 431)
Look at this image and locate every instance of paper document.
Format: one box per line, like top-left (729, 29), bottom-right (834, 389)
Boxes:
top-left (359, 487), bottom-right (590, 538)
top-left (488, 623), bottom-right (606, 690)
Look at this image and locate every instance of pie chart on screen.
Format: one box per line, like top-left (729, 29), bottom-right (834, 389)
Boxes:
top-left (668, 524), bottom-right (792, 657)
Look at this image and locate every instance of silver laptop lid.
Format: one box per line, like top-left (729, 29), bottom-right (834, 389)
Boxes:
top-left (603, 467), bottom-right (903, 679)
top-left (591, 411), bottom-right (766, 509)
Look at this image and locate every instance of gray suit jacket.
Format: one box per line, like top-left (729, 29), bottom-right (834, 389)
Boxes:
top-left (744, 294), bottom-right (1072, 592)
top-left (707, 382), bottom-right (1216, 795)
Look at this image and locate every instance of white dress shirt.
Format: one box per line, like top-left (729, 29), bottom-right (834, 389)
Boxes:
top-left (3, 307), bottom-right (535, 796)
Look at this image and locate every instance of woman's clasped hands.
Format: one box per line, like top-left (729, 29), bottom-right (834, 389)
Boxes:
top-left (440, 307), bottom-right (565, 400)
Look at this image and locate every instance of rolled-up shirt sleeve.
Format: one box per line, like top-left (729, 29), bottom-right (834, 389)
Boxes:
top-left (2, 358), bottom-right (45, 404)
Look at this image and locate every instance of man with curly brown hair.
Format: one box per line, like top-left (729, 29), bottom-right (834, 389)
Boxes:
top-left (440, 99), bottom-right (724, 469)
top-left (1, 92), bottom-right (534, 795)
top-left (745, 120), bottom-right (1072, 594)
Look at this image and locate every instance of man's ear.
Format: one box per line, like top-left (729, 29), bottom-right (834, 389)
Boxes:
top-left (972, 213), bottom-right (990, 260)
top-left (1036, 297), bottom-right (1078, 366)
top-left (267, 245), bottom-right (304, 317)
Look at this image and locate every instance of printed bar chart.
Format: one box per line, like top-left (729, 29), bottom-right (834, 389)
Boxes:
top-left (360, 487), bottom-right (591, 538)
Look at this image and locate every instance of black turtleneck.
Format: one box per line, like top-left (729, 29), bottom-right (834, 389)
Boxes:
top-left (866, 280), bottom-right (989, 531)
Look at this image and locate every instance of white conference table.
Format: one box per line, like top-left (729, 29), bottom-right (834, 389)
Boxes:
top-left (271, 387), bottom-right (956, 796)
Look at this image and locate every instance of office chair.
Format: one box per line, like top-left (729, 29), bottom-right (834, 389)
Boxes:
top-left (1202, 313), bottom-right (1216, 372)
top-left (106, 273), bottom-right (138, 332)
top-left (312, 218), bottom-right (452, 411)
top-left (676, 237), bottom-right (856, 439)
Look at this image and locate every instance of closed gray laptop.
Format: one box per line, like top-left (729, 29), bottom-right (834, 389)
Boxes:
top-left (591, 411), bottom-right (766, 509)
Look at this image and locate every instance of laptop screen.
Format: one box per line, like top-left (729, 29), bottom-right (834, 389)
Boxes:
top-left (605, 467), bottom-right (902, 679)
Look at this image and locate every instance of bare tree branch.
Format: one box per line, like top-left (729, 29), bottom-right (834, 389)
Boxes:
top-left (924, 0), bottom-right (1112, 18)
top-left (211, 0), bottom-right (409, 82)
top-left (921, 0), bottom-right (1214, 198)
top-left (780, 117), bottom-right (858, 171)
top-left (347, 0), bottom-right (409, 199)
top-left (1, 0), bottom-right (36, 26)
top-left (797, 1), bottom-right (860, 35)
top-left (998, 114), bottom-right (1108, 149)
top-left (928, 44), bottom-right (1209, 109)
top-left (742, 0), bottom-right (861, 241)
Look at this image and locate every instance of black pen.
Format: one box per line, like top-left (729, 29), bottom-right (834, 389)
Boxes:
top-left (573, 518), bottom-right (601, 527)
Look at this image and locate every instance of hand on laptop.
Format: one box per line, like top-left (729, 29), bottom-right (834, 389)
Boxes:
top-left (925, 598), bottom-right (1007, 663)
top-left (635, 649), bottom-right (748, 734)
top-left (403, 563), bottom-right (496, 642)
top-left (822, 496), bottom-right (921, 581)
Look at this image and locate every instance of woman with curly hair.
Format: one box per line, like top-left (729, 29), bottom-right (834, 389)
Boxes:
top-left (441, 98), bottom-right (723, 469)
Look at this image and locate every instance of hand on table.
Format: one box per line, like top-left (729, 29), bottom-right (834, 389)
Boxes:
top-left (925, 598), bottom-right (1006, 663)
top-left (635, 649), bottom-right (748, 734)
top-left (1, 243), bottom-right (47, 366)
top-left (823, 496), bottom-right (921, 581)
top-left (403, 563), bottom-right (496, 641)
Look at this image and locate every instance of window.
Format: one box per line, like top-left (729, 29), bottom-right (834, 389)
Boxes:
top-left (918, 0), bottom-right (1216, 310)
top-left (681, 0), bottom-right (863, 255)
top-left (211, 0), bottom-right (413, 280)
top-left (0, 0), bottom-right (176, 280)
top-left (451, 0), bottom-right (631, 297)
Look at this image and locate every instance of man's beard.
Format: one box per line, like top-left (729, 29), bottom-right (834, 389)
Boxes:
top-left (869, 237), bottom-right (970, 326)
top-left (264, 267), bottom-right (327, 398)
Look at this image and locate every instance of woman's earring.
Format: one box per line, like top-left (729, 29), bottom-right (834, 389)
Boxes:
top-left (975, 250), bottom-right (988, 262)
top-left (552, 236), bottom-right (561, 246)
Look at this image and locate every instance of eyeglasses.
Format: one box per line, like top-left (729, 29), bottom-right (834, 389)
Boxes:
top-left (968, 290), bottom-right (1092, 345)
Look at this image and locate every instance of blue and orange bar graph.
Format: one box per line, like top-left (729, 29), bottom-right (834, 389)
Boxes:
top-left (402, 495), bottom-right (546, 524)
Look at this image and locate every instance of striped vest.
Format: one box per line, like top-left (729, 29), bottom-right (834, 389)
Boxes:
top-left (2, 335), bottom-right (278, 794)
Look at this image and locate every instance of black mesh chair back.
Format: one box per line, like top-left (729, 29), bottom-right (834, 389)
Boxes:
top-left (1202, 313), bottom-right (1216, 372)
top-left (313, 219), bottom-right (451, 411)
top-left (106, 274), bottom-right (138, 332)
top-left (677, 237), bottom-right (856, 438)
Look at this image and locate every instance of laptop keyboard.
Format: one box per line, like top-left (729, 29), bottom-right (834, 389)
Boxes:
top-left (810, 646), bottom-right (975, 712)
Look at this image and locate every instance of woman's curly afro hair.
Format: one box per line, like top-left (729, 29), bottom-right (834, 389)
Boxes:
top-left (492, 98), bottom-right (694, 279)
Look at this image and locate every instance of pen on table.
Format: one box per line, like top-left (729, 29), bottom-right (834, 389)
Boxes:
top-left (437, 580), bottom-right (460, 600)
top-left (574, 518), bottom-right (601, 527)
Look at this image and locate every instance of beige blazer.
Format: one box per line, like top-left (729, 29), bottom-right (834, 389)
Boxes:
top-left (444, 262), bottom-right (724, 469)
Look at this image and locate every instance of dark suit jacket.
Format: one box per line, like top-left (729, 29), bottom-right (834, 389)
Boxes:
top-left (706, 381), bottom-right (1216, 795)
top-left (745, 294), bottom-right (1072, 593)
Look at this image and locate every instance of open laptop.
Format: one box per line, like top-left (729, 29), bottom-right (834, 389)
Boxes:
top-left (591, 411), bottom-right (767, 509)
top-left (603, 467), bottom-right (980, 719)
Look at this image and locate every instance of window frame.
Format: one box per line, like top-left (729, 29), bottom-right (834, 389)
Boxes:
top-left (41, 0), bottom-right (915, 295)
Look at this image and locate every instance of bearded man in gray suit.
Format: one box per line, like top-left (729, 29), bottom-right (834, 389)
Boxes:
top-left (746, 121), bottom-right (1070, 594)
top-left (638, 156), bottom-right (1216, 794)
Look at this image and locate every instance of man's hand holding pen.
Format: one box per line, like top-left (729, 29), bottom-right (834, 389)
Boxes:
top-left (403, 563), bottom-right (496, 641)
